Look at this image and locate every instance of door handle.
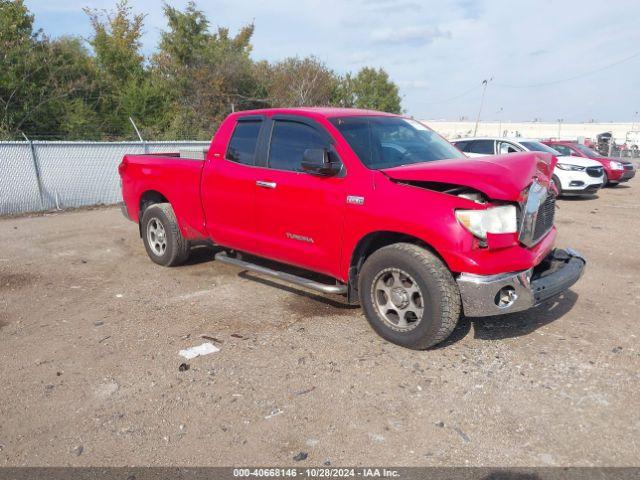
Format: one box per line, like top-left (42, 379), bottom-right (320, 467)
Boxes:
top-left (256, 180), bottom-right (277, 189)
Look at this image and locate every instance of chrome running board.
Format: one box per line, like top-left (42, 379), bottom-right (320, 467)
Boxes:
top-left (214, 252), bottom-right (347, 295)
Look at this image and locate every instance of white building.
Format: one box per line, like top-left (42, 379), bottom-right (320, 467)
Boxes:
top-left (424, 120), bottom-right (640, 146)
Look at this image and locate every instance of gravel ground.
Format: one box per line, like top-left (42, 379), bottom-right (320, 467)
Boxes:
top-left (0, 178), bottom-right (639, 467)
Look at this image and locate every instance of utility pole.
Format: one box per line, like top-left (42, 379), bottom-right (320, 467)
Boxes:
top-left (557, 118), bottom-right (563, 139)
top-left (497, 107), bottom-right (504, 137)
top-left (473, 78), bottom-right (492, 136)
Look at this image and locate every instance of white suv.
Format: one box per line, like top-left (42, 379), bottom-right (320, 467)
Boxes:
top-left (452, 137), bottom-right (605, 196)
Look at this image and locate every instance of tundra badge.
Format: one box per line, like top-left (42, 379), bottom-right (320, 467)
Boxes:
top-left (286, 232), bottom-right (314, 243)
top-left (347, 195), bottom-right (365, 205)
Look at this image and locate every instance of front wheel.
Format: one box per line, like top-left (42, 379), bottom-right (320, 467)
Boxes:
top-left (552, 175), bottom-right (563, 196)
top-left (141, 203), bottom-right (190, 266)
top-left (358, 243), bottom-right (460, 349)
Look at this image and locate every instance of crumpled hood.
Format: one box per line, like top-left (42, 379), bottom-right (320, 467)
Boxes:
top-left (381, 152), bottom-right (556, 201)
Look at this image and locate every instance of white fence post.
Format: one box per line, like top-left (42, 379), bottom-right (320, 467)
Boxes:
top-left (25, 138), bottom-right (45, 210)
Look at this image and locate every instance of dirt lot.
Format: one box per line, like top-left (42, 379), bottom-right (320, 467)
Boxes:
top-left (1, 179), bottom-right (639, 467)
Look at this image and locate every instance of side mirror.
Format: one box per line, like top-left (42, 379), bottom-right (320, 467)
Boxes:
top-left (301, 148), bottom-right (341, 176)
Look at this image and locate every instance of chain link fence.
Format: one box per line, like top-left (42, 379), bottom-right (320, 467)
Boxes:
top-left (0, 141), bottom-right (210, 216)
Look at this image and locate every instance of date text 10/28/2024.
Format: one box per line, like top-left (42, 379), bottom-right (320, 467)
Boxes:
top-left (233, 468), bottom-right (400, 478)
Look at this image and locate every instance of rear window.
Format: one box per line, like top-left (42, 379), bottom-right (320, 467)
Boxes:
top-left (520, 141), bottom-right (560, 154)
top-left (549, 144), bottom-right (572, 156)
top-left (227, 120), bottom-right (262, 165)
top-left (574, 144), bottom-right (600, 157)
top-left (467, 140), bottom-right (495, 154)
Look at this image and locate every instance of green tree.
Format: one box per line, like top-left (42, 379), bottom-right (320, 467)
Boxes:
top-left (84, 0), bottom-right (153, 138)
top-left (344, 67), bottom-right (402, 113)
top-left (62, 97), bottom-right (101, 140)
top-left (2, 0), bottom-right (404, 140)
top-left (260, 56), bottom-right (339, 107)
top-left (153, 1), bottom-right (260, 138)
top-left (0, 0), bottom-right (33, 45)
top-left (158, 1), bottom-right (209, 69)
top-left (84, 1), bottom-right (145, 82)
top-left (0, 1), bottom-right (97, 138)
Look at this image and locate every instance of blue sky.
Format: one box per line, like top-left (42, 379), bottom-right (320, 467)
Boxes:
top-left (28, 0), bottom-right (640, 122)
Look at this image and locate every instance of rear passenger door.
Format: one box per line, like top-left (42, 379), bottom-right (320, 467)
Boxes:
top-left (201, 116), bottom-right (266, 251)
top-left (252, 116), bottom-right (346, 276)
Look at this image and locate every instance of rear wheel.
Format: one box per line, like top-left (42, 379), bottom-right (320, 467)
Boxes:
top-left (358, 243), bottom-right (460, 349)
top-left (141, 203), bottom-right (190, 266)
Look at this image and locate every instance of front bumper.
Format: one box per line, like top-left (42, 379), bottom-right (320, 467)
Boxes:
top-left (562, 184), bottom-right (602, 195)
top-left (620, 169), bottom-right (636, 182)
top-left (606, 165), bottom-right (635, 183)
top-left (456, 248), bottom-right (585, 317)
top-left (556, 169), bottom-right (603, 194)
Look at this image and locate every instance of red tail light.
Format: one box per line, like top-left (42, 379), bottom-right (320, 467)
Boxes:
top-left (118, 157), bottom-right (129, 175)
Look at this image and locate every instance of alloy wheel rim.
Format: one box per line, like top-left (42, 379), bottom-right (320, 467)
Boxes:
top-left (371, 268), bottom-right (424, 331)
top-left (147, 218), bottom-right (167, 256)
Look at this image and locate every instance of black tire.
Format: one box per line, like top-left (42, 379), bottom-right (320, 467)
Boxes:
top-left (552, 175), bottom-right (563, 196)
top-left (358, 243), bottom-right (460, 350)
top-left (141, 203), bottom-right (190, 266)
top-left (602, 171), bottom-right (609, 186)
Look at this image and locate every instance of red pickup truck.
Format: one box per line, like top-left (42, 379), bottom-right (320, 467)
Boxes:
top-left (119, 108), bottom-right (585, 349)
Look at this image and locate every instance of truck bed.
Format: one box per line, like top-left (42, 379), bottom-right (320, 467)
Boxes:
top-left (120, 153), bottom-right (208, 239)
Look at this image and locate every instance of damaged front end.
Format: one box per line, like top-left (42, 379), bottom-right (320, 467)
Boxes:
top-left (457, 248), bottom-right (585, 317)
top-left (381, 153), bottom-right (585, 317)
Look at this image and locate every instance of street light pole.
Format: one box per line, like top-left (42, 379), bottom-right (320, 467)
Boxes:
top-left (473, 78), bottom-right (491, 137)
top-left (557, 118), bottom-right (563, 139)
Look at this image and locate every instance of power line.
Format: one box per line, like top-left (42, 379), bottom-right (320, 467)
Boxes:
top-left (419, 50), bottom-right (640, 108)
top-left (495, 50), bottom-right (640, 88)
top-left (421, 84), bottom-right (483, 105)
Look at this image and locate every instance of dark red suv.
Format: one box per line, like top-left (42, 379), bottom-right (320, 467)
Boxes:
top-left (543, 141), bottom-right (636, 186)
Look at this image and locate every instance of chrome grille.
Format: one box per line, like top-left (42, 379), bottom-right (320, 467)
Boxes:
top-left (519, 180), bottom-right (555, 247)
top-left (533, 194), bottom-right (555, 242)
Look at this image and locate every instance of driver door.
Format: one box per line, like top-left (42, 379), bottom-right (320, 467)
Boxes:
top-left (252, 116), bottom-right (347, 276)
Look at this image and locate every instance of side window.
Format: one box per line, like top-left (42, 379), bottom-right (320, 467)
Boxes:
top-left (469, 140), bottom-right (495, 154)
top-left (454, 140), bottom-right (470, 151)
top-left (226, 120), bottom-right (262, 165)
top-left (268, 120), bottom-right (327, 171)
top-left (498, 141), bottom-right (521, 154)
top-left (551, 144), bottom-right (571, 156)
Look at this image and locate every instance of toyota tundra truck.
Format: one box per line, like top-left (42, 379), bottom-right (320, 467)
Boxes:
top-left (119, 108), bottom-right (585, 349)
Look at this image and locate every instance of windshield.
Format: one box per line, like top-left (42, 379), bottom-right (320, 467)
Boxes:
top-left (330, 116), bottom-right (465, 169)
top-left (519, 141), bottom-right (561, 154)
top-left (574, 144), bottom-right (600, 157)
